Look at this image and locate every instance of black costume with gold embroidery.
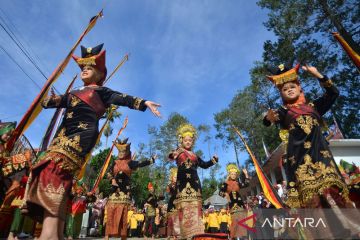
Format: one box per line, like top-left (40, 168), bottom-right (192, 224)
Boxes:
top-left (109, 157), bottom-right (154, 203)
top-left (169, 149), bottom-right (217, 203)
top-left (219, 177), bottom-right (249, 211)
top-left (24, 44), bottom-right (151, 223)
top-left (42, 87), bottom-right (147, 172)
top-left (166, 183), bottom-right (177, 213)
top-left (263, 76), bottom-right (348, 207)
top-left (105, 139), bottom-right (153, 238)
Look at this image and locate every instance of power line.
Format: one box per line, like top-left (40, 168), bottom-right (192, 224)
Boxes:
top-left (0, 44), bottom-right (42, 90)
top-left (0, 9), bottom-right (60, 94)
top-left (0, 7), bottom-right (49, 76)
top-left (0, 21), bottom-right (48, 81)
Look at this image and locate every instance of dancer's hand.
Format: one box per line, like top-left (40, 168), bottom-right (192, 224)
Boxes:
top-left (212, 154), bottom-right (219, 164)
top-left (302, 64), bottom-right (323, 78)
top-left (145, 101), bottom-right (162, 118)
top-left (266, 109), bottom-right (279, 123)
top-left (45, 87), bottom-right (61, 105)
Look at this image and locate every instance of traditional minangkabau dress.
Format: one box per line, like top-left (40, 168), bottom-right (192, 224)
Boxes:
top-left (24, 44), bottom-right (149, 222)
top-left (106, 139), bottom-right (154, 238)
top-left (264, 64), bottom-right (360, 238)
top-left (219, 164), bottom-right (249, 238)
top-left (169, 148), bottom-right (217, 239)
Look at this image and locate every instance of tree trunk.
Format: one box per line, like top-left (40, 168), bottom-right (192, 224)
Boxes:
top-left (318, 0), bottom-right (360, 54)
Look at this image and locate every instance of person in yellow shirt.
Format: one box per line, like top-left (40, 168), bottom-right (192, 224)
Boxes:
top-left (219, 208), bottom-right (230, 234)
top-left (128, 207), bottom-right (138, 238)
top-left (127, 207), bottom-right (134, 237)
top-left (207, 206), bottom-right (220, 233)
top-left (135, 209), bottom-right (145, 237)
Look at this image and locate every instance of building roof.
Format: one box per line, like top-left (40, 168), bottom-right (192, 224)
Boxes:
top-left (203, 190), bottom-right (228, 206)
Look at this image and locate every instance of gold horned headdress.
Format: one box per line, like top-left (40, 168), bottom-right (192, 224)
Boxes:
top-left (226, 163), bottom-right (240, 175)
top-left (114, 138), bottom-right (131, 155)
top-left (177, 123), bottom-right (197, 143)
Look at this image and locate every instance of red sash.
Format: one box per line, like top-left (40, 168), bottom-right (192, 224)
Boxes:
top-left (71, 88), bottom-right (106, 118)
top-left (286, 104), bottom-right (321, 126)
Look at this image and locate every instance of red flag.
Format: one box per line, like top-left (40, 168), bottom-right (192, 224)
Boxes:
top-left (333, 32), bottom-right (360, 71)
top-left (232, 125), bottom-right (285, 209)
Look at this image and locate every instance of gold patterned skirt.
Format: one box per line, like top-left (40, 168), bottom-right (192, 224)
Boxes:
top-left (286, 155), bottom-right (350, 208)
top-left (176, 200), bottom-right (204, 239)
top-left (24, 152), bottom-right (74, 222)
top-left (229, 208), bottom-right (247, 238)
top-left (286, 157), bottom-right (360, 238)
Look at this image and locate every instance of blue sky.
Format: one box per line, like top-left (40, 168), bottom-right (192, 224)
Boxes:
top-left (0, 0), bottom-right (275, 177)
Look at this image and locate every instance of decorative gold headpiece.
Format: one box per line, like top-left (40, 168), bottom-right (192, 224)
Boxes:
top-left (226, 163), bottom-right (240, 175)
top-left (114, 138), bottom-right (131, 153)
top-left (267, 63), bottom-right (300, 87)
top-left (177, 123), bottom-right (197, 142)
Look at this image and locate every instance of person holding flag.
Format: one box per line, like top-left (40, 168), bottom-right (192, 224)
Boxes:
top-left (22, 43), bottom-right (162, 239)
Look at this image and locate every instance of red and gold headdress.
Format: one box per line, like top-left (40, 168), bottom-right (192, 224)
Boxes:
top-left (72, 43), bottom-right (107, 85)
top-left (267, 63), bottom-right (300, 87)
top-left (267, 63), bottom-right (306, 106)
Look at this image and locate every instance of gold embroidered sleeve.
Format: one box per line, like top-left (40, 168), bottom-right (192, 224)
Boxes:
top-left (42, 95), bottom-right (67, 109)
top-left (133, 97), bottom-right (143, 110)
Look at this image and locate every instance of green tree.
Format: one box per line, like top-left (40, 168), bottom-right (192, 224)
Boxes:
top-left (201, 163), bottom-right (223, 201)
top-left (214, 84), bottom-right (281, 166)
top-left (87, 148), bottom-right (116, 196)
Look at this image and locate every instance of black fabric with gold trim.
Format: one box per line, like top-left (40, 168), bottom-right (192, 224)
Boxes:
top-left (42, 86), bottom-right (147, 171)
top-left (109, 157), bottom-right (153, 204)
top-left (263, 76), bottom-right (348, 208)
top-left (81, 44), bottom-right (103, 58)
top-left (170, 149), bottom-right (217, 204)
top-left (219, 178), bottom-right (249, 211)
top-left (167, 183), bottom-right (177, 213)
